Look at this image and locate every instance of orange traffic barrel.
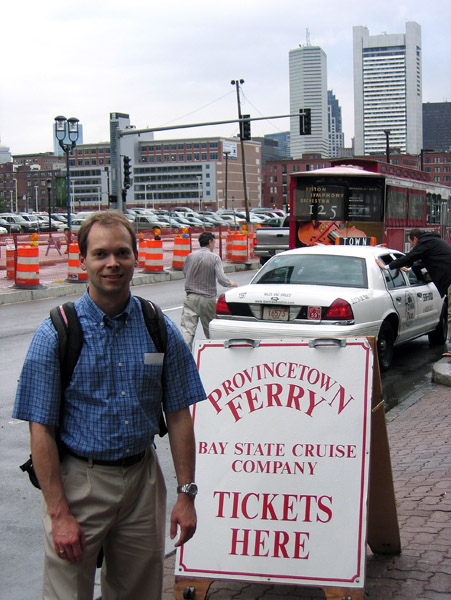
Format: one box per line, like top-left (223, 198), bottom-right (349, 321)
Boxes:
top-left (248, 231), bottom-right (255, 259)
top-left (67, 242), bottom-right (88, 282)
top-left (225, 231), bottom-right (233, 261)
top-left (138, 237), bottom-right (147, 267)
top-left (230, 233), bottom-right (248, 263)
top-left (145, 239), bottom-right (164, 272)
top-left (15, 245), bottom-right (40, 288)
top-left (5, 239), bottom-right (15, 279)
top-left (172, 236), bottom-right (191, 270)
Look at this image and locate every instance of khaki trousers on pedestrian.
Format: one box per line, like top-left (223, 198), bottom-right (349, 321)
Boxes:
top-left (42, 446), bottom-right (166, 600)
top-left (180, 293), bottom-right (216, 350)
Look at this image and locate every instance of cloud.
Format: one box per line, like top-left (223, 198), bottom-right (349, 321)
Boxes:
top-left (1, 0), bottom-right (449, 153)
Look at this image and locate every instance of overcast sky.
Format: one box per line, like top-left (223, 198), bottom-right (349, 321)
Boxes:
top-left (2, 0), bottom-right (450, 155)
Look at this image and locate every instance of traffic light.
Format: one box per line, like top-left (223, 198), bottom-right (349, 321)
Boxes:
top-left (299, 108), bottom-right (312, 135)
top-left (240, 114), bottom-right (251, 140)
top-left (123, 156), bottom-right (132, 189)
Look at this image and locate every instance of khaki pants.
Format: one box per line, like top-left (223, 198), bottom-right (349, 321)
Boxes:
top-left (180, 293), bottom-right (216, 350)
top-left (42, 447), bottom-right (166, 600)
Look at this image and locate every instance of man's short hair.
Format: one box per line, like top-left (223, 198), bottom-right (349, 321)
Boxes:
top-left (408, 229), bottom-right (424, 242)
top-left (77, 210), bottom-right (138, 258)
top-left (198, 232), bottom-right (215, 247)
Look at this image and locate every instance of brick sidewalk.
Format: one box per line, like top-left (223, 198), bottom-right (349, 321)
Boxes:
top-left (163, 385), bottom-right (451, 599)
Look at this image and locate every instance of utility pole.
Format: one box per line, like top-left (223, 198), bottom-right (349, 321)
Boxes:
top-left (231, 79), bottom-right (250, 223)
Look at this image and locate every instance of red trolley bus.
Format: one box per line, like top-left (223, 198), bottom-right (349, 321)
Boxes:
top-left (289, 158), bottom-right (451, 252)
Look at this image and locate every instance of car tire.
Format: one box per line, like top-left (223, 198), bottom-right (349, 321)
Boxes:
top-left (377, 321), bottom-right (395, 372)
top-left (428, 301), bottom-right (448, 345)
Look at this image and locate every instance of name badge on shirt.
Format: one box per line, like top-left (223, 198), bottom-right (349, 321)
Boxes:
top-left (144, 353), bottom-right (165, 365)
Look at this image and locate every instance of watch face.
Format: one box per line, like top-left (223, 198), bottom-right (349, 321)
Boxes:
top-left (186, 483), bottom-right (198, 496)
top-left (179, 482), bottom-right (198, 496)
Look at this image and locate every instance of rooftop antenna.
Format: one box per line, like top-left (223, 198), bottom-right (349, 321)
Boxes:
top-left (306, 28), bottom-right (311, 46)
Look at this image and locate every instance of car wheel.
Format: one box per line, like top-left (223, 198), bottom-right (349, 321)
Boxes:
top-left (428, 301), bottom-right (448, 345)
top-left (377, 321), bottom-right (395, 372)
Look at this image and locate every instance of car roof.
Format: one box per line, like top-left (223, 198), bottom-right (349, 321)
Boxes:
top-left (279, 245), bottom-right (401, 259)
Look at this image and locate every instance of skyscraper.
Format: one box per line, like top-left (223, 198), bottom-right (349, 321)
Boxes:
top-left (328, 90), bottom-right (345, 158)
top-left (289, 44), bottom-right (329, 158)
top-left (353, 22), bottom-right (422, 156)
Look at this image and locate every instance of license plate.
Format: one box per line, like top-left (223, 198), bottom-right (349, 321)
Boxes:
top-left (307, 306), bottom-right (322, 320)
top-left (263, 306), bottom-right (289, 321)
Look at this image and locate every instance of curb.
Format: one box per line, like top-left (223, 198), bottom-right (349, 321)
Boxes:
top-left (432, 356), bottom-right (451, 386)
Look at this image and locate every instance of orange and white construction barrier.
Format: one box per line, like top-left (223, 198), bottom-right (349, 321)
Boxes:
top-left (230, 232), bottom-right (248, 263)
top-left (67, 242), bottom-right (88, 282)
top-left (248, 231), bottom-right (255, 259)
top-left (145, 239), bottom-right (164, 272)
top-left (15, 245), bottom-right (40, 288)
top-left (138, 235), bottom-right (147, 267)
top-left (172, 235), bottom-right (191, 270)
top-left (225, 230), bottom-right (233, 261)
top-left (5, 239), bottom-right (15, 280)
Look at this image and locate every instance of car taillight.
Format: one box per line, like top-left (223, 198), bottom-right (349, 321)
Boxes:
top-left (323, 298), bottom-right (354, 321)
top-left (216, 293), bottom-right (232, 316)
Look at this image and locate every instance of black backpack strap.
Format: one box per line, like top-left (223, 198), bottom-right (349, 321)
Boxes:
top-left (50, 302), bottom-right (84, 391)
top-left (136, 296), bottom-right (168, 437)
top-left (136, 297), bottom-right (167, 353)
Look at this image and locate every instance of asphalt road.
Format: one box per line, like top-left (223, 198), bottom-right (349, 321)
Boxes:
top-left (0, 270), bottom-right (445, 600)
top-left (0, 271), bottom-right (254, 600)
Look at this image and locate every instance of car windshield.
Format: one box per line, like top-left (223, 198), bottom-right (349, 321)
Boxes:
top-left (253, 254), bottom-right (368, 288)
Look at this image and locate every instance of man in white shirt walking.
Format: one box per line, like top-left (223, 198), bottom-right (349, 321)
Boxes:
top-left (180, 232), bottom-right (237, 350)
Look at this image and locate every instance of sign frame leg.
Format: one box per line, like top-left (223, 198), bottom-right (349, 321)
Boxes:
top-left (367, 337), bottom-right (401, 555)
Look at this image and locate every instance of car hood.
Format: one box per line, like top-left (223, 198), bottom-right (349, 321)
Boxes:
top-left (223, 283), bottom-right (373, 306)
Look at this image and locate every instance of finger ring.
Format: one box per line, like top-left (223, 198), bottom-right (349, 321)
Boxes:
top-left (59, 550), bottom-right (66, 555)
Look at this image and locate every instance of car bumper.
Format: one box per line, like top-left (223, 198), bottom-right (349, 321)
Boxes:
top-left (209, 318), bottom-right (381, 341)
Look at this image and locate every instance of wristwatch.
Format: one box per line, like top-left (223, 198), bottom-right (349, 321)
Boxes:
top-left (177, 482), bottom-right (198, 498)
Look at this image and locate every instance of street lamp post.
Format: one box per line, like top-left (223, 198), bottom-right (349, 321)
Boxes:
top-left (104, 166), bottom-right (111, 209)
top-left (197, 176), bottom-right (202, 211)
top-left (54, 116), bottom-right (80, 232)
top-left (223, 147), bottom-right (231, 210)
top-left (383, 130), bottom-right (391, 164)
top-left (47, 179), bottom-right (52, 232)
top-left (231, 78), bottom-right (250, 222)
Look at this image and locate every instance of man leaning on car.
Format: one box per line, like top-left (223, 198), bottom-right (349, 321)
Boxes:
top-left (376, 229), bottom-right (451, 353)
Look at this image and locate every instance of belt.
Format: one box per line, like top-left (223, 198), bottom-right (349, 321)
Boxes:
top-left (64, 446), bottom-right (146, 467)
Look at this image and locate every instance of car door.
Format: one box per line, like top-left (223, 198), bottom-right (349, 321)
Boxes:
top-left (382, 265), bottom-right (417, 342)
top-left (404, 267), bottom-right (441, 334)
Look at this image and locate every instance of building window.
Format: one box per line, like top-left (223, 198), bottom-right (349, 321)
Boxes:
top-left (201, 153), bottom-right (207, 161)
top-left (434, 157), bottom-right (441, 163)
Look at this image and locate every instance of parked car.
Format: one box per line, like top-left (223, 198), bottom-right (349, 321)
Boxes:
top-left (0, 224), bottom-right (7, 234)
top-left (209, 245), bottom-right (448, 371)
top-left (70, 218), bottom-right (86, 232)
top-left (0, 217), bottom-right (21, 233)
top-left (0, 214), bottom-right (39, 233)
top-left (133, 215), bottom-right (169, 231)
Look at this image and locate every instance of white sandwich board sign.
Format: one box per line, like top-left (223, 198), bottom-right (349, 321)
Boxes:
top-left (176, 337), bottom-right (373, 589)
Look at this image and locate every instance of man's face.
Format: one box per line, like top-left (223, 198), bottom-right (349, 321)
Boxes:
top-left (410, 236), bottom-right (418, 248)
top-left (79, 223), bottom-right (137, 308)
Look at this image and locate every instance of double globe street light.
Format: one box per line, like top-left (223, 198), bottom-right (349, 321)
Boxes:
top-left (54, 116), bottom-right (80, 232)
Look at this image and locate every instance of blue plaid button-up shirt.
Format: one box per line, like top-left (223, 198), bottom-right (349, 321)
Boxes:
top-left (13, 292), bottom-right (205, 460)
